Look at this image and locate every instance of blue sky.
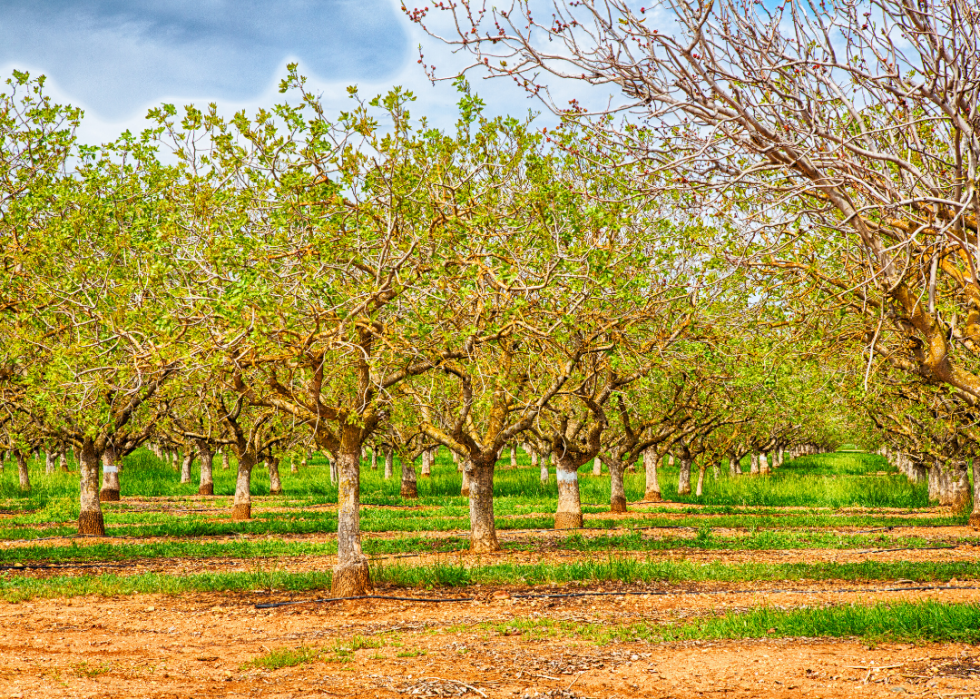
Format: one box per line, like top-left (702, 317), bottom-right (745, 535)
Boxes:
top-left (0, 0), bottom-right (546, 142)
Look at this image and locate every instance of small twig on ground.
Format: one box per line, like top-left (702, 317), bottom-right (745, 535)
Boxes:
top-left (567, 670), bottom-right (587, 691)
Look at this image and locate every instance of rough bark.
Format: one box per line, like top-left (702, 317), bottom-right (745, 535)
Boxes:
top-left (728, 455), bottom-right (737, 476)
top-left (555, 455), bottom-right (583, 529)
top-left (592, 456), bottom-right (602, 476)
top-left (695, 467), bottom-right (705, 497)
top-left (384, 448), bottom-right (394, 479)
top-left (677, 454), bottom-right (692, 495)
top-left (78, 441), bottom-right (105, 536)
top-left (332, 448), bottom-right (371, 596)
top-left (232, 453), bottom-right (256, 521)
top-left (461, 458), bottom-right (472, 496)
top-left (401, 457), bottom-right (418, 498)
top-left (539, 453), bottom-right (549, 484)
top-left (643, 448), bottom-right (662, 501)
top-left (221, 450), bottom-right (230, 471)
top-left (750, 453), bottom-right (760, 475)
top-left (421, 448), bottom-right (432, 477)
top-left (179, 449), bottom-right (195, 484)
top-left (928, 462), bottom-right (941, 503)
top-left (970, 459), bottom-right (980, 529)
top-left (759, 453), bottom-right (770, 475)
top-left (196, 440), bottom-right (214, 496)
top-left (329, 457), bottom-right (338, 484)
top-left (268, 456), bottom-right (283, 495)
top-left (15, 450), bottom-right (30, 492)
top-left (467, 455), bottom-right (500, 552)
top-left (510, 445), bottom-right (518, 468)
top-left (938, 461), bottom-right (970, 511)
top-left (371, 448), bottom-right (378, 471)
top-left (99, 445), bottom-right (120, 501)
top-left (45, 450), bottom-right (56, 475)
top-left (59, 452), bottom-right (69, 472)
top-left (608, 457), bottom-right (627, 513)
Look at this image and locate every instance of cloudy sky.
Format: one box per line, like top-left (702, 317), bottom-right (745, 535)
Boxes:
top-left (0, 0), bottom-right (543, 143)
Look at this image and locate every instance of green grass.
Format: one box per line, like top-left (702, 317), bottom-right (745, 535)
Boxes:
top-left (0, 529), bottom-right (967, 567)
top-left (244, 636), bottom-right (382, 669)
top-left (491, 600), bottom-right (980, 645)
top-left (373, 557), bottom-right (980, 588)
top-left (0, 449), bottom-right (932, 524)
top-left (2, 556), bottom-right (977, 602)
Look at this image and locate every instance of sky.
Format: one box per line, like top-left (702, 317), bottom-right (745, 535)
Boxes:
top-left (0, 0), bottom-right (547, 144)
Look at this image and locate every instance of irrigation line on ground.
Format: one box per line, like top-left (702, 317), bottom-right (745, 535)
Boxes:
top-left (255, 594), bottom-right (475, 609)
top-left (254, 584), bottom-right (980, 610)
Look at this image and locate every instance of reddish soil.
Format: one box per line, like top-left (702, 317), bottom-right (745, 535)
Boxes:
top-left (2, 583), bottom-right (979, 698)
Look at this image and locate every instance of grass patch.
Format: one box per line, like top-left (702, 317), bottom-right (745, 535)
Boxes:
top-left (491, 600), bottom-right (980, 645)
top-left (245, 636), bottom-right (383, 670)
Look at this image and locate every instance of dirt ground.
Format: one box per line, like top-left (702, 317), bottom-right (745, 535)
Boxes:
top-left (2, 582), bottom-right (979, 699)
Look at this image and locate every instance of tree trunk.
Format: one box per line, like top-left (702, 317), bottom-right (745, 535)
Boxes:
top-left (928, 462), bottom-right (941, 504)
top-left (45, 450), bottom-right (56, 475)
top-left (221, 449), bottom-right (230, 471)
top-left (609, 457), bottom-right (627, 513)
top-left (668, 453), bottom-right (675, 468)
top-left (401, 457), bottom-right (418, 498)
top-left (750, 453), bottom-right (760, 475)
top-left (60, 452), bottom-right (69, 472)
top-left (99, 444), bottom-right (120, 501)
top-left (695, 466), bottom-right (705, 497)
top-left (467, 455), bottom-right (499, 552)
top-left (268, 456), bottom-right (283, 495)
top-left (677, 454), bottom-right (692, 495)
top-left (759, 453), bottom-right (770, 475)
top-left (180, 449), bottom-right (195, 484)
top-left (539, 453), bottom-right (549, 484)
top-left (371, 447), bottom-right (378, 471)
top-left (728, 455), bottom-right (737, 476)
top-left (15, 450), bottom-right (30, 492)
top-left (530, 449), bottom-right (539, 469)
top-left (196, 440), bottom-right (214, 496)
top-left (384, 448), bottom-right (394, 479)
top-left (938, 461), bottom-right (970, 511)
top-left (643, 448), bottom-right (662, 501)
top-left (510, 445), bottom-right (518, 468)
top-left (232, 453), bottom-right (256, 520)
top-left (329, 457), bottom-right (338, 484)
top-left (970, 459), bottom-right (980, 529)
top-left (78, 441), bottom-right (105, 535)
top-left (461, 458), bottom-right (471, 496)
top-left (333, 447), bottom-right (371, 596)
top-left (291, 456), bottom-right (299, 474)
top-left (555, 456), bottom-right (583, 529)
top-left (592, 456), bottom-right (602, 476)
top-left (421, 448), bottom-right (432, 477)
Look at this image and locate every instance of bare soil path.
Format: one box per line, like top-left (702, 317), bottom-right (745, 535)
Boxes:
top-left (2, 584), bottom-right (979, 698)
